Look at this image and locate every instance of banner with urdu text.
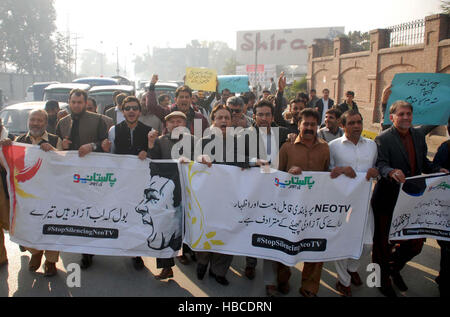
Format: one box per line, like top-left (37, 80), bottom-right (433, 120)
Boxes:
top-left (0, 143), bottom-right (183, 258)
top-left (389, 174), bottom-right (450, 242)
top-left (182, 163), bottom-right (372, 266)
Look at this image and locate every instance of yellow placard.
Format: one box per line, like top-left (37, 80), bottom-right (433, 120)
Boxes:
top-left (362, 130), bottom-right (378, 140)
top-left (185, 67), bottom-right (217, 92)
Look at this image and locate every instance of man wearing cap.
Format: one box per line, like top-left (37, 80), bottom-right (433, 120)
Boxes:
top-left (146, 110), bottom-right (197, 279)
top-left (44, 100), bottom-right (60, 134)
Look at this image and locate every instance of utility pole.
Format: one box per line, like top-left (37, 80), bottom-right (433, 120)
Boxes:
top-left (254, 33), bottom-right (258, 96)
top-left (116, 46), bottom-right (120, 76)
top-left (71, 33), bottom-right (83, 78)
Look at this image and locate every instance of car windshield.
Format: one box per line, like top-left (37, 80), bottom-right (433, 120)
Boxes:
top-left (0, 109), bottom-right (31, 135)
top-left (154, 88), bottom-right (176, 103)
top-left (44, 90), bottom-right (70, 102)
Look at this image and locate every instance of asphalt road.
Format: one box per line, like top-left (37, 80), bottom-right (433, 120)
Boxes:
top-left (0, 232), bottom-right (442, 297)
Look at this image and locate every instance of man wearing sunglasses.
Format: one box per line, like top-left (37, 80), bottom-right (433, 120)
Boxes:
top-left (102, 96), bottom-right (153, 270)
top-left (227, 96), bottom-right (253, 129)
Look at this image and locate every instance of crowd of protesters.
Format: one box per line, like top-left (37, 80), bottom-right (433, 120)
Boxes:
top-left (0, 71), bottom-right (448, 298)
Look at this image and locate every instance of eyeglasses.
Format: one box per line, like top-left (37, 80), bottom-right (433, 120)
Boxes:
top-left (302, 122), bottom-right (317, 127)
top-left (124, 105), bottom-right (140, 111)
top-left (230, 108), bottom-right (242, 114)
top-left (255, 113), bottom-right (272, 118)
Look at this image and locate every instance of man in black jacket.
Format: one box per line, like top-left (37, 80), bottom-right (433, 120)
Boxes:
top-left (337, 91), bottom-right (359, 114)
top-left (102, 96), bottom-right (152, 270)
top-left (315, 88), bottom-right (334, 126)
top-left (371, 100), bottom-right (448, 297)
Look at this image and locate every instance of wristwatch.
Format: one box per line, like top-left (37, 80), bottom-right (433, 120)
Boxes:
top-left (91, 143), bottom-right (97, 151)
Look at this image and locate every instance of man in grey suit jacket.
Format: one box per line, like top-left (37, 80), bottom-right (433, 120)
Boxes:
top-left (56, 89), bottom-right (108, 269)
top-left (371, 100), bottom-right (448, 297)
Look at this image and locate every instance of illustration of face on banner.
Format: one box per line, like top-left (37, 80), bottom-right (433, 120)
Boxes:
top-left (0, 143), bottom-right (183, 258)
top-left (135, 162), bottom-right (182, 251)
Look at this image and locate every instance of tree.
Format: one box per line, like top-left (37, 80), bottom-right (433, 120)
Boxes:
top-left (346, 31), bottom-right (370, 52)
top-left (0, 0), bottom-right (73, 78)
top-left (441, 1), bottom-right (450, 14)
top-left (206, 41), bottom-right (236, 75)
top-left (284, 76), bottom-right (307, 100)
top-left (223, 56), bottom-right (237, 75)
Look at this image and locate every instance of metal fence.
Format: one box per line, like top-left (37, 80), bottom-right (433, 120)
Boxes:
top-left (387, 19), bottom-right (425, 47)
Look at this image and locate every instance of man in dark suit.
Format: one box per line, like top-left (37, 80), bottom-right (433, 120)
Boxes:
top-left (315, 88), bottom-right (334, 126)
top-left (371, 100), bottom-right (448, 297)
top-left (240, 99), bottom-right (290, 295)
top-left (105, 93), bottom-right (128, 124)
top-left (56, 89), bottom-right (108, 269)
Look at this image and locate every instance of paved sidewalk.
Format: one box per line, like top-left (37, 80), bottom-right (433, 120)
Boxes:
top-left (0, 232), bottom-right (441, 297)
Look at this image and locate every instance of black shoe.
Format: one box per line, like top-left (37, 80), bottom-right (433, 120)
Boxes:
top-left (132, 257), bottom-right (145, 271)
top-left (379, 285), bottom-right (397, 297)
top-left (80, 254), bottom-right (93, 270)
top-left (209, 270), bottom-right (229, 286)
top-left (177, 254), bottom-right (190, 265)
top-left (391, 271), bottom-right (408, 291)
top-left (245, 266), bottom-right (256, 280)
top-left (435, 275), bottom-right (441, 285)
top-left (197, 264), bottom-right (207, 280)
top-left (214, 275), bottom-right (229, 286)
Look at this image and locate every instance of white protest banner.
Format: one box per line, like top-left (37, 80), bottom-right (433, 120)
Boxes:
top-left (0, 143), bottom-right (183, 258)
top-left (389, 174), bottom-right (450, 242)
top-left (182, 162), bottom-right (372, 266)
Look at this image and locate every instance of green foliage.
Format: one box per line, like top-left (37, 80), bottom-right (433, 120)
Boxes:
top-left (285, 76), bottom-right (307, 100)
top-left (346, 31), bottom-right (370, 52)
top-left (441, 1), bottom-right (450, 14)
top-left (223, 56), bottom-right (237, 75)
top-left (0, 0), bottom-right (72, 78)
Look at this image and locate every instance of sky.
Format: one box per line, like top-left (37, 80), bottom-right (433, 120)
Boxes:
top-left (54, 0), bottom-right (443, 76)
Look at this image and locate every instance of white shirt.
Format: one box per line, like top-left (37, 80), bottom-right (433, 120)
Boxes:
top-left (328, 135), bottom-right (378, 244)
top-left (321, 98), bottom-right (330, 124)
top-left (329, 135), bottom-right (377, 172)
top-left (0, 127), bottom-right (8, 141)
top-left (259, 127), bottom-right (278, 164)
top-left (116, 107), bottom-right (125, 124)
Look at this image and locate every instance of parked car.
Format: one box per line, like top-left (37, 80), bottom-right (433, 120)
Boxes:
top-left (88, 85), bottom-right (135, 114)
top-left (0, 89), bottom-right (7, 109)
top-left (111, 75), bottom-right (133, 86)
top-left (0, 101), bottom-right (68, 137)
top-left (43, 83), bottom-right (91, 103)
top-left (25, 81), bottom-right (60, 102)
top-left (73, 77), bottom-right (119, 87)
top-left (139, 82), bottom-right (179, 104)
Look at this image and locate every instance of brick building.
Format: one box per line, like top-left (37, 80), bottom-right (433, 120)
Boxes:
top-left (307, 14), bottom-right (449, 133)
